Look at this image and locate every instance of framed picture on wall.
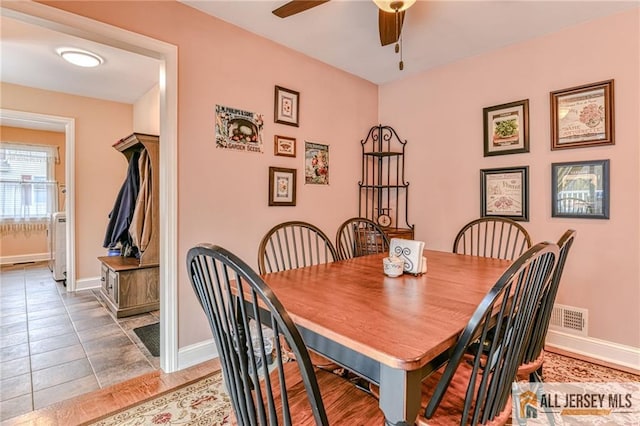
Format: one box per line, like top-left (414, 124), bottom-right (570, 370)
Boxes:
top-left (274, 86), bottom-right (299, 127)
top-left (480, 166), bottom-right (529, 221)
top-left (550, 80), bottom-right (614, 150)
top-left (304, 141), bottom-right (329, 185)
top-left (268, 167), bottom-right (297, 206)
top-left (552, 159), bottom-right (609, 219)
top-left (274, 135), bottom-right (296, 157)
top-left (483, 99), bottom-right (529, 157)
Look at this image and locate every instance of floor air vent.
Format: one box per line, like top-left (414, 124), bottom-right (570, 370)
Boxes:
top-left (549, 304), bottom-right (588, 336)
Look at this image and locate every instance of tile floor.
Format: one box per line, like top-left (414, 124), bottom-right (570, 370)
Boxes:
top-left (0, 262), bottom-right (160, 422)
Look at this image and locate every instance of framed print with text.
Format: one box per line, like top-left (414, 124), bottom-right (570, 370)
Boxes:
top-left (274, 85), bottom-right (299, 127)
top-left (304, 141), bottom-right (329, 185)
top-left (274, 135), bottom-right (296, 157)
top-left (481, 166), bottom-right (529, 221)
top-left (552, 159), bottom-right (609, 219)
top-left (483, 99), bottom-right (529, 156)
top-left (551, 80), bottom-right (614, 150)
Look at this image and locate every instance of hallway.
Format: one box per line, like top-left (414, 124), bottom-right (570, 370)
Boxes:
top-left (0, 262), bottom-right (159, 421)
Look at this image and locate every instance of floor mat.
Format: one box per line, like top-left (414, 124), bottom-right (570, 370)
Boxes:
top-left (133, 322), bottom-right (159, 357)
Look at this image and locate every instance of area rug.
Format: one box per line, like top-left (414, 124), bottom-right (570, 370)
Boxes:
top-left (542, 351), bottom-right (640, 383)
top-left (88, 353), bottom-right (637, 426)
top-left (133, 322), bottom-right (160, 357)
top-left (89, 373), bottom-right (231, 426)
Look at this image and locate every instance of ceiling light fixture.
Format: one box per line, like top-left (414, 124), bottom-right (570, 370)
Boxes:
top-left (373, 0), bottom-right (416, 13)
top-left (57, 48), bottom-right (104, 68)
top-left (373, 1), bottom-right (416, 71)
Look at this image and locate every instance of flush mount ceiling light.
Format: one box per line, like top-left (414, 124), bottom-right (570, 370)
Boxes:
top-left (56, 48), bottom-right (104, 68)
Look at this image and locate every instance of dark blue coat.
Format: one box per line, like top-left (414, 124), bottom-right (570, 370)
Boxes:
top-left (103, 150), bottom-right (140, 249)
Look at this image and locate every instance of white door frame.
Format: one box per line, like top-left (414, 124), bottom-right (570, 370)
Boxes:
top-left (1, 3), bottom-right (179, 373)
top-left (0, 109), bottom-right (75, 288)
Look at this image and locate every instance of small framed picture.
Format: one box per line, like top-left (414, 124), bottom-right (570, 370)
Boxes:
top-left (551, 80), bottom-right (614, 150)
top-left (480, 166), bottom-right (529, 221)
top-left (552, 159), bottom-right (609, 219)
top-left (274, 85), bottom-right (299, 127)
top-left (274, 135), bottom-right (296, 157)
top-left (304, 141), bottom-right (329, 185)
top-left (483, 99), bottom-right (529, 156)
top-left (268, 167), bottom-right (296, 206)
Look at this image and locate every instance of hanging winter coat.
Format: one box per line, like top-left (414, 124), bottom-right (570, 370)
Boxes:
top-left (103, 150), bottom-right (141, 250)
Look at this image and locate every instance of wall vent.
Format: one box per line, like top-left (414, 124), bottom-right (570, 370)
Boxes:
top-left (549, 304), bottom-right (588, 336)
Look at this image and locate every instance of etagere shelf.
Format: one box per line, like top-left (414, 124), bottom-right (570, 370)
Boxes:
top-left (359, 125), bottom-right (414, 240)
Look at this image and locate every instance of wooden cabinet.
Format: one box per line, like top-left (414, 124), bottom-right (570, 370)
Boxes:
top-left (99, 256), bottom-right (159, 318)
top-left (359, 125), bottom-right (414, 240)
top-left (99, 133), bottom-right (159, 317)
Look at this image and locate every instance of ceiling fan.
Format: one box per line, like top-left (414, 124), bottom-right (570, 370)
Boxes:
top-left (272, 1), bottom-right (413, 48)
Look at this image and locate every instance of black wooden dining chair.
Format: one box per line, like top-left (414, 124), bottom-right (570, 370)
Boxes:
top-left (335, 217), bottom-right (390, 261)
top-left (417, 241), bottom-right (558, 426)
top-left (257, 221), bottom-right (338, 274)
top-left (453, 217), bottom-right (532, 260)
top-left (518, 229), bottom-right (576, 383)
top-left (257, 221), bottom-right (340, 372)
top-left (187, 244), bottom-right (383, 425)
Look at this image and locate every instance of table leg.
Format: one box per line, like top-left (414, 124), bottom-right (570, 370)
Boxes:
top-left (379, 365), bottom-right (422, 426)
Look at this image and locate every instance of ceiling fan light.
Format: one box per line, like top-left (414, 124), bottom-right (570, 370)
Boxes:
top-left (373, 0), bottom-right (416, 13)
top-left (57, 48), bottom-right (104, 68)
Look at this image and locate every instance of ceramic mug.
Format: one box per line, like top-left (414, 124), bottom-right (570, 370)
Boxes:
top-left (383, 256), bottom-right (404, 277)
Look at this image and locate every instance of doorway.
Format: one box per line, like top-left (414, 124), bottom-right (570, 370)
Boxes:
top-left (1, 0), bottom-right (178, 379)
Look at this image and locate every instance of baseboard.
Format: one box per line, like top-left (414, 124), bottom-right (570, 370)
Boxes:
top-left (546, 329), bottom-right (640, 375)
top-left (0, 252), bottom-right (49, 265)
top-left (177, 338), bottom-right (219, 370)
top-left (76, 276), bottom-right (100, 291)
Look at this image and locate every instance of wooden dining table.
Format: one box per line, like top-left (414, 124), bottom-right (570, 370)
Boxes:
top-left (260, 249), bottom-right (511, 426)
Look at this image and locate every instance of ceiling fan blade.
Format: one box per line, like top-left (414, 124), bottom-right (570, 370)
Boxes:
top-left (272, 1), bottom-right (330, 18)
top-left (379, 9), bottom-right (405, 46)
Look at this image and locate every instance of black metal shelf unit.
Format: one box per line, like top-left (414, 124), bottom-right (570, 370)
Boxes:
top-left (359, 125), bottom-right (414, 239)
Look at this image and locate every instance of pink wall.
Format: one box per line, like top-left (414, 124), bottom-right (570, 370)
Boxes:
top-left (44, 1), bottom-right (379, 347)
top-left (379, 9), bottom-right (640, 348)
top-left (1, 83), bottom-right (133, 279)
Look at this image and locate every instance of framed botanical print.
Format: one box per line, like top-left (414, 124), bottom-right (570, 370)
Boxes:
top-left (480, 166), bottom-right (529, 221)
top-left (274, 86), bottom-right (299, 127)
top-left (268, 167), bottom-right (296, 206)
top-left (550, 80), bottom-right (614, 150)
top-left (483, 99), bottom-right (529, 156)
top-left (304, 141), bottom-right (329, 185)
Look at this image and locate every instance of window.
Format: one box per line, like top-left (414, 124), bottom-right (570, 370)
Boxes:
top-left (0, 142), bottom-right (59, 225)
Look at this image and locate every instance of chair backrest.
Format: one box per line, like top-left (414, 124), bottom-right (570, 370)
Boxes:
top-left (424, 241), bottom-right (558, 425)
top-left (453, 217), bottom-right (532, 260)
top-left (521, 229), bottom-right (576, 367)
top-left (258, 221), bottom-right (338, 274)
top-left (187, 244), bottom-right (330, 425)
top-left (335, 217), bottom-right (390, 260)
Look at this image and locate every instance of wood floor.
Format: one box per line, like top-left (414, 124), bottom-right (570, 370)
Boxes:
top-left (5, 347), bottom-right (638, 425)
top-left (3, 358), bottom-right (221, 426)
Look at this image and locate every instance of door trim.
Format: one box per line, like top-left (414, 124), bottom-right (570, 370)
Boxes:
top-left (1, 3), bottom-right (179, 373)
top-left (0, 109), bottom-right (75, 289)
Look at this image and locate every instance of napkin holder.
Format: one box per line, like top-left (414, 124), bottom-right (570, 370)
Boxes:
top-left (389, 238), bottom-right (426, 275)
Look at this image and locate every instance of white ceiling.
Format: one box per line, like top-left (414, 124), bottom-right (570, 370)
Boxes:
top-left (0, 14), bottom-right (160, 105)
top-left (0, 0), bottom-right (636, 116)
top-left (180, 0), bottom-right (638, 85)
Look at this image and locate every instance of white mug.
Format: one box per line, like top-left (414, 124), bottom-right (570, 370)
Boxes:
top-left (383, 256), bottom-right (404, 277)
